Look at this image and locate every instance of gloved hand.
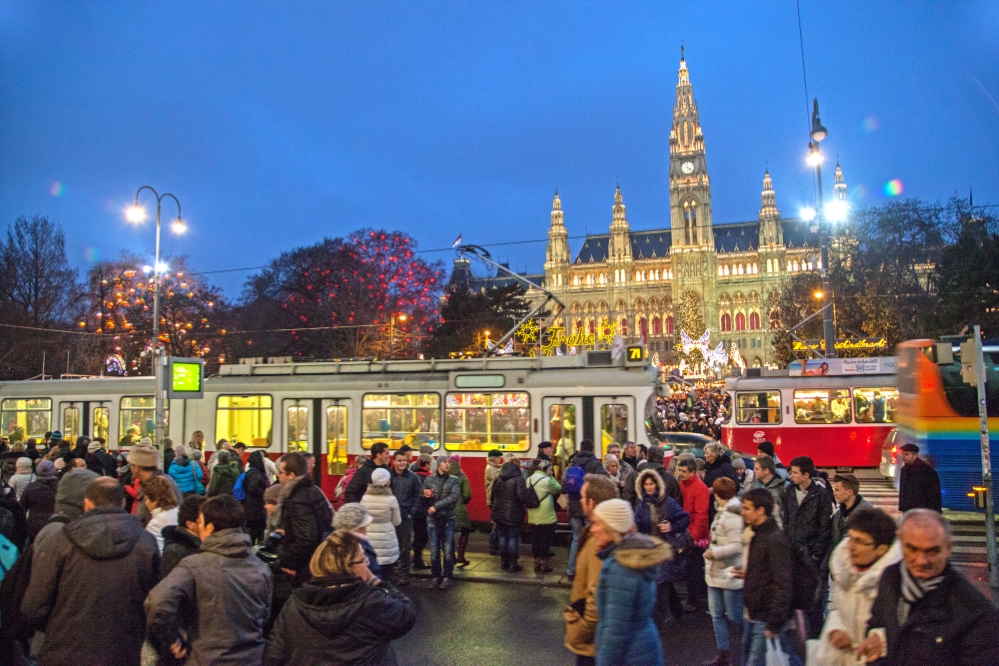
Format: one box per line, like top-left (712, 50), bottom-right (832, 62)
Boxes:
top-left (695, 538), bottom-right (711, 550)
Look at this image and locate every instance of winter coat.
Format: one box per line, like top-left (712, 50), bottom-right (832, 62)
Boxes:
top-left (526, 470), bottom-right (561, 526)
top-left (829, 496), bottom-right (873, 556)
top-left (678, 474), bottom-right (710, 541)
top-left (145, 505), bottom-right (179, 553)
top-left (749, 474), bottom-right (789, 528)
top-left (168, 454), bottom-right (203, 494)
top-left (741, 517), bottom-right (794, 634)
top-left (389, 466), bottom-right (422, 519)
top-left (344, 458), bottom-right (388, 504)
top-left (0, 485), bottom-right (28, 550)
top-left (898, 457), bottom-right (943, 512)
top-left (277, 475), bottom-right (334, 579)
top-left (21, 508), bottom-right (161, 666)
top-left (595, 532), bottom-right (670, 666)
top-left (781, 480), bottom-right (833, 565)
top-left (811, 537), bottom-right (900, 666)
top-left (243, 466), bottom-right (269, 528)
top-left (564, 526), bottom-right (601, 657)
top-left (135, 470), bottom-right (183, 527)
top-left (263, 575), bottom-right (416, 666)
top-left (655, 497), bottom-right (691, 584)
top-left (9, 471), bottom-right (35, 501)
top-left (207, 460), bottom-right (240, 497)
top-left (490, 461), bottom-right (527, 527)
top-left (20, 475), bottom-right (59, 541)
top-left (95, 449), bottom-right (118, 478)
top-left (702, 453), bottom-right (740, 492)
top-left (485, 459), bottom-right (503, 506)
top-left (865, 563), bottom-right (999, 666)
top-left (361, 485), bottom-right (402, 564)
top-left (450, 461), bottom-right (473, 530)
top-left (161, 525), bottom-right (201, 576)
top-left (146, 528), bottom-right (273, 666)
top-left (423, 470), bottom-right (461, 519)
top-left (703, 497), bottom-right (744, 590)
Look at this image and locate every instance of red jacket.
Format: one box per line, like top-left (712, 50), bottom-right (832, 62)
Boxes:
top-left (679, 475), bottom-right (710, 541)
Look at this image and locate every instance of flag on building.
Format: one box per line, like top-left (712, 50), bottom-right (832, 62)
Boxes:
top-left (452, 234), bottom-right (462, 247)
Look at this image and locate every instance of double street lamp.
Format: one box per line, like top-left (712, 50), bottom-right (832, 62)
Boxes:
top-left (127, 187), bottom-right (185, 449)
top-left (806, 99), bottom-right (837, 359)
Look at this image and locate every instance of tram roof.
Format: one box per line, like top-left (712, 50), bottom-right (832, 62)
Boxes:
top-left (724, 374), bottom-right (897, 391)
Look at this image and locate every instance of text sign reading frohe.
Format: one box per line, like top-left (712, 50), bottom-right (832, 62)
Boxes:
top-left (166, 357), bottom-right (205, 399)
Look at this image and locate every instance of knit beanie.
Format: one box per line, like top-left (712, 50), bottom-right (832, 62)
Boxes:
top-left (436, 455), bottom-right (450, 470)
top-left (88, 441), bottom-right (102, 453)
top-left (15, 456), bottom-right (32, 473)
top-left (757, 441), bottom-right (775, 457)
top-left (731, 458), bottom-right (746, 470)
top-left (53, 468), bottom-right (100, 521)
top-left (592, 498), bottom-right (635, 535)
top-left (333, 503), bottom-right (373, 531)
top-left (36, 459), bottom-right (57, 477)
top-left (371, 468), bottom-right (391, 486)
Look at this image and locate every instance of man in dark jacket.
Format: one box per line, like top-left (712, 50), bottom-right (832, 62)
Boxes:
top-left (738, 488), bottom-right (798, 666)
top-left (897, 443), bottom-right (942, 512)
top-left (828, 473), bottom-right (872, 551)
top-left (390, 449), bottom-right (423, 585)
top-left (277, 451), bottom-right (333, 584)
top-left (703, 442), bottom-right (740, 523)
top-left (423, 455), bottom-right (461, 589)
top-left (569, 439), bottom-right (607, 476)
top-left (537, 440), bottom-right (554, 462)
top-left (161, 494), bottom-right (206, 576)
top-left (344, 442), bottom-right (391, 503)
top-left (22, 477), bottom-right (161, 666)
top-left (857, 509), bottom-right (999, 665)
top-left (490, 459), bottom-right (528, 572)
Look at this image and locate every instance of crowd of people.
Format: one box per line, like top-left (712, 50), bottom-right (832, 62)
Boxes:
top-left (1, 428), bottom-right (997, 666)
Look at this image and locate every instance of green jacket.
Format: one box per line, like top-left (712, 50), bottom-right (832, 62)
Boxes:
top-left (527, 471), bottom-right (562, 526)
top-left (449, 460), bottom-right (473, 530)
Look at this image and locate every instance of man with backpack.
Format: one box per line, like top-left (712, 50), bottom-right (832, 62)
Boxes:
top-left (563, 439), bottom-right (607, 581)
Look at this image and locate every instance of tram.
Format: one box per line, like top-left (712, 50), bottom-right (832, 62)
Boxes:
top-left (721, 358), bottom-right (899, 469)
top-left (0, 352), bottom-right (660, 522)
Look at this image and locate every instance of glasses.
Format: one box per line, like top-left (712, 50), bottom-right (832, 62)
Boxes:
top-left (350, 554), bottom-right (370, 566)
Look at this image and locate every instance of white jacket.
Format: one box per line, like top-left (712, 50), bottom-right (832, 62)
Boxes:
top-left (703, 496), bottom-right (744, 590)
top-left (361, 486), bottom-right (402, 565)
top-left (145, 506), bottom-right (179, 554)
top-left (811, 537), bottom-right (901, 665)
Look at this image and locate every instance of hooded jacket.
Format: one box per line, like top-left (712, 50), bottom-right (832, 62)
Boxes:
top-left (449, 460), bottom-right (474, 530)
top-left (361, 484), bottom-right (402, 564)
top-left (278, 474), bottom-right (334, 578)
top-left (595, 532), bottom-right (671, 666)
top-left (565, 525), bottom-right (600, 657)
top-left (526, 469), bottom-right (561, 526)
top-left (263, 575), bottom-right (416, 666)
top-left (704, 496), bottom-right (745, 590)
top-left (490, 461), bottom-right (527, 527)
top-left (207, 460), bottom-right (240, 497)
top-left (20, 475), bottom-right (59, 542)
top-left (344, 457), bottom-right (388, 504)
top-left (31, 468), bottom-right (99, 550)
top-left (168, 454), bottom-right (203, 494)
top-left (21, 508), bottom-right (161, 666)
top-left (146, 528), bottom-right (272, 666)
top-left (781, 479), bottom-right (833, 565)
top-left (422, 468), bottom-right (461, 519)
top-left (678, 474), bottom-right (711, 542)
top-left (161, 524), bottom-right (201, 576)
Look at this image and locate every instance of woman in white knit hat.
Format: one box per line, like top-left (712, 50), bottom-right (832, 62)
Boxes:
top-left (361, 467), bottom-right (402, 582)
top-left (591, 498), bottom-right (670, 666)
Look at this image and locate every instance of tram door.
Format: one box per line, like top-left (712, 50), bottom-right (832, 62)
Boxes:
top-left (58, 401), bottom-right (84, 444)
top-left (593, 397), bottom-right (635, 457)
top-left (542, 397), bottom-right (583, 475)
top-left (282, 398), bottom-right (351, 494)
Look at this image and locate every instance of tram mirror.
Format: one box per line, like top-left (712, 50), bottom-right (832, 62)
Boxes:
top-left (934, 342), bottom-right (954, 365)
top-left (167, 357), bottom-right (205, 400)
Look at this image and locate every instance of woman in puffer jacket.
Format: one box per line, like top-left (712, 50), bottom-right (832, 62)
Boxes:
top-left (361, 467), bottom-right (402, 581)
top-left (634, 468), bottom-right (690, 632)
top-left (702, 477), bottom-right (745, 666)
top-left (167, 444), bottom-right (204, 496)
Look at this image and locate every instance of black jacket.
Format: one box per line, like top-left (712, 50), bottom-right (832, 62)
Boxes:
top-left (344, 458), bottom-right (387, 504)
top-left (702, 453), bottom-right (740, 492)
top-left (20, 476), bottom-right (59, 542)
top-left (742, 517), bottom-right (794, 634)
top-left (0, 485), bottom-right (28, 549)
top-left (490, 462), bottom-right (528, 527)
top-left (899, 457), bottom-right (942, 512)
top-left (278, 476), bottom-right (333, 579)
top-left (866, 563), bottom-right (999, 666)
top-left (242, 466), bottom-right (269, 527)
top-left (569, 450), bottom-right (606, 476)
top-left (95, 450), bottom-right (118, 478)
top-left (161, 525), bottom-right (201, 576)
top-left (390, 467), bottom-right (423, 519)
top-left (263, 574), bottom-right (416, 666)
top-left (781, 480), bottom-right (833, 565)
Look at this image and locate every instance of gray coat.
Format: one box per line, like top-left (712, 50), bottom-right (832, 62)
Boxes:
top-left (422, 470), bottom-right (461, 518)
top-left (21, 508), bottom-right (161, 666)
top-left (146, 528), bottom-right (273, 666)
top-left (390, 467), bottom-right (423, 519)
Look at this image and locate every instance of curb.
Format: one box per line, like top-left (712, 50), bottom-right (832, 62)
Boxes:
top-left (408, 571), bottom-right (571, 588)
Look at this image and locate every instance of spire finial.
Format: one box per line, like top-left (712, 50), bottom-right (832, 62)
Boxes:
top-left (680, 42), bottom-right (685, 61)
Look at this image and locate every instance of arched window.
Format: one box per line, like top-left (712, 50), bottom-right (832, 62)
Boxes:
top-left (721, 313), bottom-right (732, 331)
top-left (723, 265), bottom-right (730, 276)
top-left (749, 312), bottom-right (761, 330)
top-left (589, 319), bottom-right (595, 334)
top-left (735, 312), bottom-right (746, 331)
top-left (639, 318), bottom-right (648, 339)
top-left (754, 263), bottom-right (759, 274)
top-left (766, 259), bottom-right (772, 273)
top-left (652, 316), bottom-right (662, 336)
top-left (665, 316), bottom-right (675, 335)
top-left (793, 261), bottom-right (799, 272)
top-left (620, 317), bottom-right (629, 336)
top-left (738, 264), bottom-right (745, 275)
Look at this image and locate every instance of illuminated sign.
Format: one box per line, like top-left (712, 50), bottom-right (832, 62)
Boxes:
top-left (625, 345), bottom-right (646, 367)
top-left (166, 357), bottom-right (205, 399)
top-left (791, 337), bottom-right (887, 353)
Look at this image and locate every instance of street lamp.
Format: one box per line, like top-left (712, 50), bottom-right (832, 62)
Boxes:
top-left (807, 98), bottom-right (836, 359)
top-left (389, 313), bottom-right (408, 359)
top-left (127, 186), bottom-right (184, 449)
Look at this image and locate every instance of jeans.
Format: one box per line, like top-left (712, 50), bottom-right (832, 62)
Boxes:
top-left (395, 515), bottom-right (413, 571)
top-left (489, 522), bottom-right (499, 551)
top-left (567, 515), bottom-right (584, 576)
top-left (707, 586), bottom-right (744, 650)
top-left (653, 581), bottom-right (684, 630)
top-left (532, 522), bottom-right (556, 558)
top-left (575, 655), bottom-right (596, 666)
top-left (686, 545), bottom-right (706, 607)
top-left (741, 620), bottom-right (801, 666)
top-left (413, 514), bottom-right (429, 564)
top-left (428, 513), bottom-right (456, 579)
top-left (497, 525), bottom-right (520, 562)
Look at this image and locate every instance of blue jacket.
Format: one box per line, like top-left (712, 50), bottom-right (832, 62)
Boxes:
top-left (595, 532), bottom-right (670, 666)
top-left (390, 467), bottom-right (423, 520)
top-left (167, 455), bottom-right (203, 494)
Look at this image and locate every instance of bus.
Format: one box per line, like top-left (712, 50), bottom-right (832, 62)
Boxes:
top-left (896, 339), bottom-right (999, 511)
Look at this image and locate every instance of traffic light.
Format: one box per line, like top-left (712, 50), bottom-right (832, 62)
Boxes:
top-left (959, 338), bottom-right (978, 386)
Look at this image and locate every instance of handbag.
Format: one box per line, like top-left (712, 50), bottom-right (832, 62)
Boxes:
top-left (556, 493), bottom-right (569, 510)
top-left (765, 637), bottom-right (790, 666)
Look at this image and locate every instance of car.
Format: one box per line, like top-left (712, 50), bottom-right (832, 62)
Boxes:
top-left (657, 432), bottom-right (752, 467)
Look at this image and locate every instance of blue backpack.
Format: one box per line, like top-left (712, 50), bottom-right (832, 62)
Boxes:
top-left (0, 533), bottom-right (18, 584)
top-left (232, 472), bottom-right (247, 501)
top-left (564, 465), bottom-right (586, 501)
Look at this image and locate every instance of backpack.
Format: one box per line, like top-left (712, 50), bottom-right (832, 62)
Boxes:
top-left (232, 472), bottom-right (247, 501)
top-left (790, 546), bottom-right (820, 610)
top-left (564, 465), bottom-right (586, 501)
top-left (522, 477), bottom-right (542, 510)
top-left (0, 533), bottom-right (18, 583)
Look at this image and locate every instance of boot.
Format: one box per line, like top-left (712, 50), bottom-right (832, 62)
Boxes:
top-left (509, 557), bottom-right (523, 572)
top-left (500, 552), bottom-right (510, 571)
top-left (534, 557), bottom-right (543, 573)
top-left (412, 557), bottom-right (429, 571)
top-left (397, 570), bottom-right (411, 587)
top-left (540, 556), bottom-right (553, 573)
top-left (702, 649), bottom-right (729, 666)
top-left (489, 543), bottom-right (500, 556)
top-left (456, 533), bottom-right (470, 566)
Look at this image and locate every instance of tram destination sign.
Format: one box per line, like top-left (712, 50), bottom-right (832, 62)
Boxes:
top-left (166, 357), bottom-right (205, 399)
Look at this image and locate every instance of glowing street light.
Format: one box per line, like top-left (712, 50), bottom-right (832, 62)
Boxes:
top-left (389, 313), bottom-right (408, 359)
top-left (814, 291), bottom-right (824, 300)
top-left (800, 207), bottom-right (817, 222)
top-left (805, 97), bottom-right (835, 359)
top-left (825, 200), bottom-right (848, 223)
top-left (127, 203), bottom-right (148, 223)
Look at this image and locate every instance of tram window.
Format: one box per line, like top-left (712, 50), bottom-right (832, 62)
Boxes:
top-left (1, 398), bottom-right (52, 442)
top-left (444, 392), bottom-right (529, 452)
top-left (550, 404), bottom-right (577, 464)
top-left (327, 405), bottom-right (348, 474)
top-left (793, 389), bottom-right (851, 424)
top-left (600, 404), bottom-right (628, 454)
top-left (215, 395), bottom-right (273, 448)
top-left (287, 404), bottom-right (309, 452)
top-left (63, 407), bottom-right (81, 444)
top-left (119, 397), bottom-right (168, 446)
top-left (853, 387), bottom-right (899, 423)
top-left (735, 391), bottom-right (780, 425)
top-left (362, 393), bottom-right (440, 450)
top-left (92, 407), bottom-right (109, 441)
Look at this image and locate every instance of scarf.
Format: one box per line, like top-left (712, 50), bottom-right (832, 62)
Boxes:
top-left (634, 492), bottom-right (661, 535)
top-left (898, 561), bottom-right (944, 625)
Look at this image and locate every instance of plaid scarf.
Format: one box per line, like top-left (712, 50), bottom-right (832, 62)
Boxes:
top-left (898, 561), bottom-right (944, 625)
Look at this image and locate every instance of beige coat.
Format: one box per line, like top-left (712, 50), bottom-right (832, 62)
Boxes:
top-left (564, 526), bottom-right (600, 657)
top-left (704, 496), bottom-right (744, 590)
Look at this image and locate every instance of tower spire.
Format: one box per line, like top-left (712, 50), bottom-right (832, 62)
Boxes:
top-left (834, 161), bottom-right (847, 201)
top-left (759, 169), bottom-right (783, 247)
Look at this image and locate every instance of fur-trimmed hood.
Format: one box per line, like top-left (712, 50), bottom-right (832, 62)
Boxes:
top-left (829, 535), bottom-right (901, 594)
top-left (601, 532), bottom-right (672, 571)
top-left (634, 468), bottom-right (666, 502)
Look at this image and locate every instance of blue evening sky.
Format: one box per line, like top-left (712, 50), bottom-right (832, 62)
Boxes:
top-left (2, 1), bottom-right (997, 296)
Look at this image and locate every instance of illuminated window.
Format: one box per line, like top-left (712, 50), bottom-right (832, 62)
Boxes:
top-left (362, 393), bottom-right (440, 450)
top-left (853, 387), bottom-right (898, 424)
top-left (327, 405), bottom-right (349, 474)
top-left (736, 391), bottom-right (781, 425)
top-left (550, 403), bottom-right (577, 465)
top-left (1, 398), bottom-right (52, 442)
top-left (749, 312), bottom-right (761, 330)
top-left (120, 396), bottom-right (168, 445)
top-left (444, 392), bottom-right (529, 451)
top-left (600, 404), bottom-right (629, 454)
top-left (721, 313), bottom-right (732, 331)
top-left (665, 315), bottom-right (674, 335)
top-left (92, 406), bottom-right (109, 441)
top-left (215, 395), bottom-right (273, 447)
top-left (63, 407), bottom-right (81, 444)
top-left (735, 312), bottom-right (746, 331)
top-left (652, 316), bottom-right (662, 336)
top-left (639, 318), bottom-right (648, 338)
top-left (793, 389), bottom-right (851, 424)
top-left (287, 403), bottom-right (310, 452)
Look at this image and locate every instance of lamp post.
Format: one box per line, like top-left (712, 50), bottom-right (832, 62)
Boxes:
top-left (389, 313), bottom-right (407, 359)
top-left (127, 187), bottom-right (185, 449)
top-left (807, 98), bottom-right (836, 359)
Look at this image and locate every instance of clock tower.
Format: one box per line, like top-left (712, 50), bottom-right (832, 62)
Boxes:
top-left (668, 48), bottom-right (717, 337)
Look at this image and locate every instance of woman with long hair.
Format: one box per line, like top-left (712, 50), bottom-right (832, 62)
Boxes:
top-left (143, 475), bottom-right (180, 553)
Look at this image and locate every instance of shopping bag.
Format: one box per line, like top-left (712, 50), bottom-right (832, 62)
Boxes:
top-left (765, 637), bottom-right (791, 666)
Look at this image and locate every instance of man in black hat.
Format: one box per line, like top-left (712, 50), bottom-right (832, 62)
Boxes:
top-left (537, 440), bottom-right (553, 463)
top-left (898, 443), bottom-right (942, 512)
top-left (755, 441), bottom-right (789, 480)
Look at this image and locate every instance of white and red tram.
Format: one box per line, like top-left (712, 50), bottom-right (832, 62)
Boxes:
top-left (0, 353), bottom-right (660, 522)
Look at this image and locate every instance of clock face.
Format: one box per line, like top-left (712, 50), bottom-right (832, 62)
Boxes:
top-left (681, 161), bottom-right (695, 174)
